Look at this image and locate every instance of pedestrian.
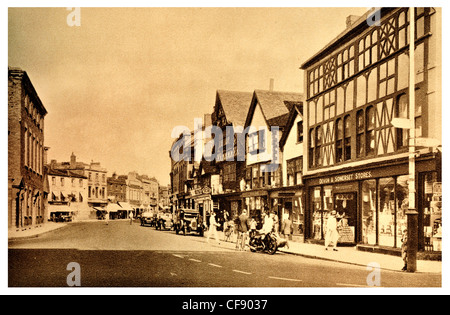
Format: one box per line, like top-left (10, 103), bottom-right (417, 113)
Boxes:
top-left (104, 211), bottom-right (109, 225)
top-left (401, 229), bottom-right (408, 271)
top-left (207, 212), bottom-right (220, 244)
top-left (281, 213), bottom-right (292, 249)
top-left (273, 212), bottom-right (279, 236)
top-left (324, 210), bottom-right (339, 251)
top-left (129, 211), bottom-right (134, 225)
top-left (249, 217), bottom-right (257, 238)
top-left (236, 209), bottom-right (249, 251)
top-left (259, 212), bottom-right (275, 245)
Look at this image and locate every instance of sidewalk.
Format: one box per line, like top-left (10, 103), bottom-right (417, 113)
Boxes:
top-left (213, 232), bottom-right (442, 274)
top-left (8, 222), bottom-right (68, 240)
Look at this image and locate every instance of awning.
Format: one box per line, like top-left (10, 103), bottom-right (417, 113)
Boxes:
top-left (48, 204), bottom-right (72, 213)
top-left (106, 203), bottom-right (123, 213)
top-left (118, 202), bottom-right (135, 211)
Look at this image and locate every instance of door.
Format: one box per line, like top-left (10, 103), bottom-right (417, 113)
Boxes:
top-left (334, 192), bottom-right (357, 244)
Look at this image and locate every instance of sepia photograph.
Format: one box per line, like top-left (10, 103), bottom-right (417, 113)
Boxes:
top-left (4, 1), bottom-right (446, 298)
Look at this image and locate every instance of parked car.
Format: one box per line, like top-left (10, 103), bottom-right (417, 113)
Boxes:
top-left (140, 211), bottom-right (156, 227)
top-left (156, 211), bottom-right (173, 230)
top-left (50, 211), bottom-right (73, 222)
top-left (174, 209), bottom-right (204, 236)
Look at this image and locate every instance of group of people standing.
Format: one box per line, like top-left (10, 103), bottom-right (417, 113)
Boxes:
top-left (206, 209), bottom-right (294, 251)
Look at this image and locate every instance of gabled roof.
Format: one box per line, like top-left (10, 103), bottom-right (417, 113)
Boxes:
top-left (216, 90), bottom-right (253, 128)
top-left (279, 103), bottom-right (304, 149)
top-left (245, 90), bottom-right (304, 129)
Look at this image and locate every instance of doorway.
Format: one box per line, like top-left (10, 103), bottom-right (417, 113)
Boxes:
top-left (334, 192), bottom-right (357, 243)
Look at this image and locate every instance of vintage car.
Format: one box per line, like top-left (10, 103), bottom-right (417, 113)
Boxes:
top-left (174, 209), bottom-right (204, 236)
top-left (140, 211), bottom-right (156, 227)
top-left (50, 211), bottom-right (73, 222)
top-left (155, 212), bottom-right (174, 230)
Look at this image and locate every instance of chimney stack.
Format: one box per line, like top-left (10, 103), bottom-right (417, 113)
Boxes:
top-left (70, 152), bottom-right (76, 169)
top-left (269, 78), bottom-right (274, 92)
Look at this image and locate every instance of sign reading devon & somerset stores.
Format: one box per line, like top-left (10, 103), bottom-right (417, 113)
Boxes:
top-left (308, 162), bottom-right (409, 186)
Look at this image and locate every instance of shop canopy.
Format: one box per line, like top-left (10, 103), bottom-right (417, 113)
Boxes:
top-left (48, 204), bottom-right (72, 213)
top-left (117, 202), bottom-right (135, 211)
top-left (105, 203), bottom-right (123, 213)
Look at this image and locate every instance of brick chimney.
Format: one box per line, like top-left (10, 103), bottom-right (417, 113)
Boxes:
top-left (70, 152), bottom-right (76, 169)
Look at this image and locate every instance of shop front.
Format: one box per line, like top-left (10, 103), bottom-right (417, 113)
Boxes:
top-left (269, 187), bottom-right (305, 241)
top-left (304, 154), bottom-right (441, 254)
top-left (241, 189), bottom-right (269, 229)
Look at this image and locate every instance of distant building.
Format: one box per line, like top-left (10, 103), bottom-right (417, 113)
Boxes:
top-left (158, 185), bottom-right (171, 209)
top-left (107, 173), bottom-right (127, 203)
top-left (48, 153), bottom-right (108, 219)
top-left (47, 167), bottom-right (89, 220)
top-left (8, 67), bottom-right (48, 230)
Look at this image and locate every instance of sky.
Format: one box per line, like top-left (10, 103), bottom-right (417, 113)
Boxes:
top-left (8, 6), bottom-right (370, 186)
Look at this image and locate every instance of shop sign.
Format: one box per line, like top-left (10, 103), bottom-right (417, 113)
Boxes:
top-left (318, 171), bottom-right (373, 185)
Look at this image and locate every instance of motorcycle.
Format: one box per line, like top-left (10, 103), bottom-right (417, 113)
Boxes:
top-left (249, 231), bottom-right (278, 255)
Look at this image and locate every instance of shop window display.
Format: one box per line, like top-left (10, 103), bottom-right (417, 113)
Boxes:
top-left (395, 175), bottom-right (409, 248)
top-left (362, 179), bottom-right (377, 245)
top-left (312, 187), bottom-right (323, 240)
top-left (423, 172), bottom-right (442, 251)
top-left (378, 177), bottom-right (395, 247)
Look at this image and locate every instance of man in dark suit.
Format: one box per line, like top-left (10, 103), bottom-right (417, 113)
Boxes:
top-left (236, 209), bottom-right (250, 251)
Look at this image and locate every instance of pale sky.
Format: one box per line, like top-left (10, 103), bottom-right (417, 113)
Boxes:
top-left (8, 6), bottom-right (369, 186)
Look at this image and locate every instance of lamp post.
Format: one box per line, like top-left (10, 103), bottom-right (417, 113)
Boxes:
top-left (406, 7), bottom-right (418, 273)
top-left (391, 7), bottom-right (417, 272)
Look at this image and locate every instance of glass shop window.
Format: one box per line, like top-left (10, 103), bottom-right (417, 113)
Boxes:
top-left (362, 179), bottom-right (377, 245)
top-left (378, 177), bottom-right (395, 247)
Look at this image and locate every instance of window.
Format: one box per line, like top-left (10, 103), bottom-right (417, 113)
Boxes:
top-left (258, 129), bottom-right (266, 152)
top-left (336, 119), bottom-right (344, 163)
top-left (309, 128), bottom-right (315, 168)
top-left (252, 166), bottom-right (259, 189)
top-left (52, 177), bottom-right (56, 185)
top-left (338, 45), bottom-right (355, 81)
top-left (287, 157), bottom-right (303, 186)
top-left (396, 94), bottom-right (409, 149)
top-left (61, 178), bottom-right (64, 187)
top-left (356, 110), bottom-right (365, 157)
top-left (366, 106), bottom-right (375, 155)
top-left (344, 115), bottom-right (351, 161)
top-left (223, 164), bottom-right (236, 183)
top-left (358, 29), bottom-right (378, 71)
top-left (315, 126), bottom-right (323, 166)
top-left (297, 121), bottom-right (303, 143)
top-left (248, 132), bottom-right (259, 154)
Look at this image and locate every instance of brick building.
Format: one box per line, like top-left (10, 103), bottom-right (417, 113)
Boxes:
top-left (8, 67), bottom-right (48, 230)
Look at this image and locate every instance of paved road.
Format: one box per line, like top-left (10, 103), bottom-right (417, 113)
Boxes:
top-left (8, 221), bottom-right (441, 287)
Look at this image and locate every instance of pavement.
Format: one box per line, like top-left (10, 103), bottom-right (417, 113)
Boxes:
top-left (8, 221), bottom-right (442, 275)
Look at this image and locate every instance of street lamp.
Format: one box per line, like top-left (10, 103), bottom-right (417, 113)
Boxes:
top-left (391, 7), bottom-right (417, 272)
